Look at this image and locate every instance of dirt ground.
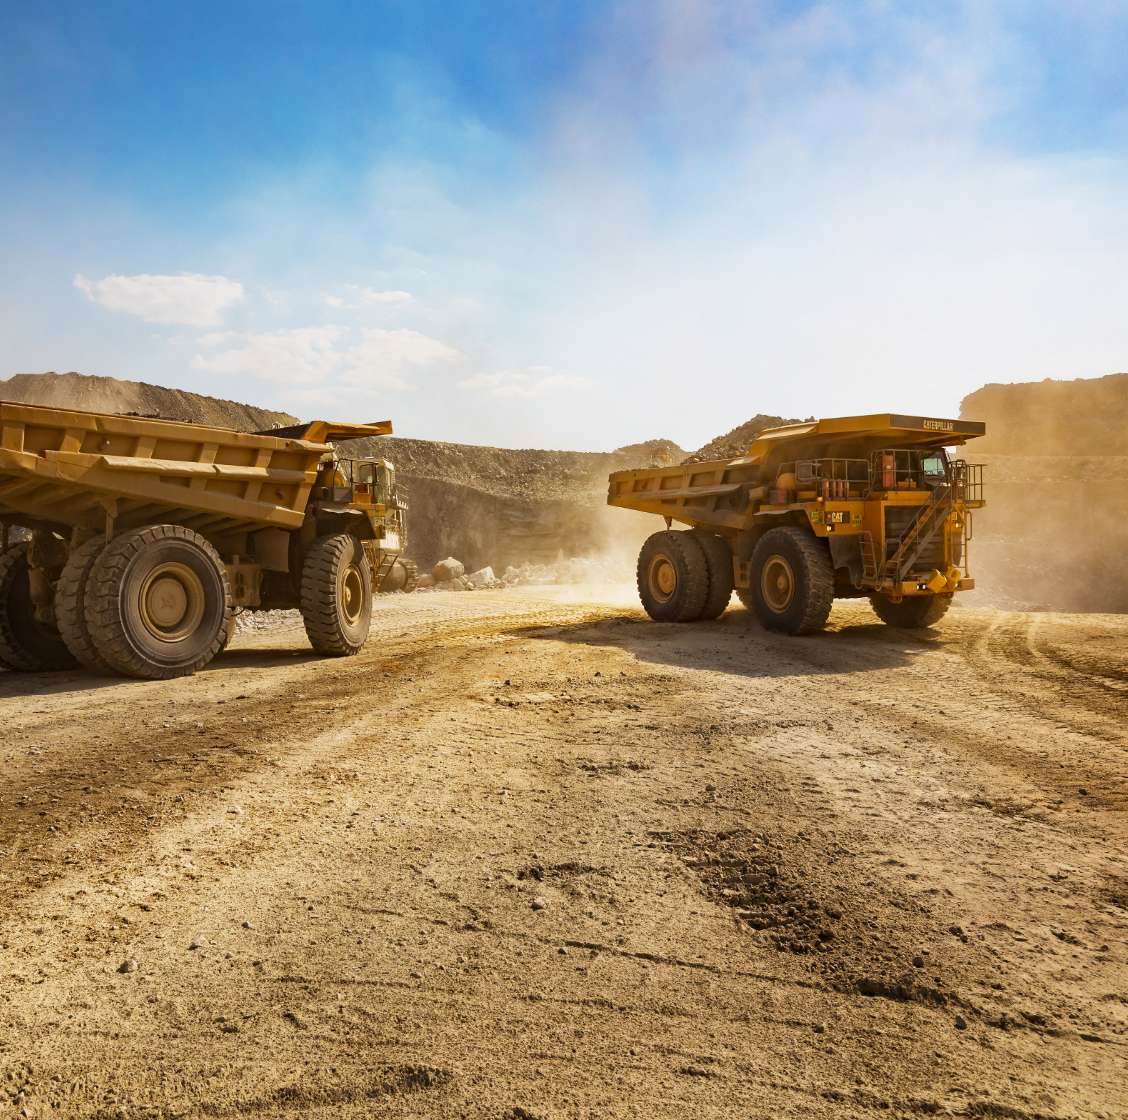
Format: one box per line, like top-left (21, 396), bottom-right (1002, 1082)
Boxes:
top-left (1, 589), bottom-right (1125, 1119)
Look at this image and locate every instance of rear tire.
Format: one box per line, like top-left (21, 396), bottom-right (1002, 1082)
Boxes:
top-left (692, 532), bottom-right (734, 620)
top-left (870, 593), bottom-right (952, 628)
top-left (748, 526), bottom-right (834, 634)
top-left (85, 525), bottom-right (231, 679)
top-left (636, 531), bottom-right (709, 622)
top-left (301, 534), bottom-right (373, 655)
top-left (56, 536), bottom-right (112, 672)
top-left (0, 542), bottom-right (77, 671)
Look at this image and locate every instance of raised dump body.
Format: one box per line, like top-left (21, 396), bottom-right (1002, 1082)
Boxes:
top-left (0, 402), bottom-right (415, 679)
top-left (608, 413), bottom-right (986, 633)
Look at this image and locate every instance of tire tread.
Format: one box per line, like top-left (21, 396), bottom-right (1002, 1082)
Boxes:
top-left (56, 536), bottom-right (111, 672)
top-left (85, 525), bottom-right (230, 679)
top-left (869, 592), bottom-right (952, 628)
top-left (692, 531), bottom-right (734, 620)
top-left (300, 533), bottom-right (372, 655)
top-left (0, 543), bottom-right (76, 671)
top-left (750, 526), bottom-right (835, 635)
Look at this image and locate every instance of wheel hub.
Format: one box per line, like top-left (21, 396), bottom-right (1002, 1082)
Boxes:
top-left (138, 562), bottom-right (206, 642)
top-left (761, 554), bottom-right (796, 612)
top-left (340, 565), bottom-right (364, 623)
top-left (649, 555), bottom-right (677, 602)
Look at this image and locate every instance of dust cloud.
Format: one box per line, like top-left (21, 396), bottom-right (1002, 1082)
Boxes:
top-left (960, 374), bottom-right (1128, 613)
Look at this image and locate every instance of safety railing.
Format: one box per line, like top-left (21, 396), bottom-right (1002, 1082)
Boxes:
top-left (788, 458), bottom-right (871, 499)
top-left (950, 460), bottom-right (984, 504)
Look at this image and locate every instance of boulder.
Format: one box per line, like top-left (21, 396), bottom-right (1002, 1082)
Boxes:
top-left (432, 557), bottom-right (466, 582)
top-left (466, 566), bottom-right (497, 588)
top-left (416, 573), bottom-right (435, 589)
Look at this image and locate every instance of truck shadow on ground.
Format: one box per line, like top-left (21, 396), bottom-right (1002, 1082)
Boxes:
top-left (0, 646), bottom-right (320, 698)
top-left (0, 666), bottom-right (127, 698)
top-left (521, 607), bottom-right (941, 678)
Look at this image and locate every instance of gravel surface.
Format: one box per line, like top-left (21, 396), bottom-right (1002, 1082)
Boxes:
top-left (0, 589), bottom-right (1125, 1118)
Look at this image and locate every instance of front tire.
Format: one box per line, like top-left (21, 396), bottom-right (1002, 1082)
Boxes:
top-left (636, 531), bottom-right (709, 622)
top-left (870, 593), bottom-right (952, 628)
top-left (0, 542), bottom-right (76, 671)
top-left (748, 526), bottom-right (834, 634)
top-left (85, 525), bottom-right (231, 679)
top-left (378, 557), bottom-right (418, 594)
top-left (301, 534), bottom-right (373, 655)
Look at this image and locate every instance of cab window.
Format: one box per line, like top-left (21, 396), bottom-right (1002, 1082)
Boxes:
top-left (920, 452), bottom-right (947, 479)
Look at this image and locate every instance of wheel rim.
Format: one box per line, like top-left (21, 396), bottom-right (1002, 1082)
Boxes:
top-left (138, 562), bottom-right (206, 642)
top-left (340, 564), bottom-right (364, 623)
top-left (761, 554), bottom-right (796, 613)
top-left (648, 554), bottom-right (678, 603)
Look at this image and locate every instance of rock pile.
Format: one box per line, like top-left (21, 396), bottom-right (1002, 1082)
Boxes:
top-left (415, 554), bottom-right (621, 593)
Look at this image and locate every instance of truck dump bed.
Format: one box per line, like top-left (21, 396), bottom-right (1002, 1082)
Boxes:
top-left (0, 401), bottom-right (391, 537)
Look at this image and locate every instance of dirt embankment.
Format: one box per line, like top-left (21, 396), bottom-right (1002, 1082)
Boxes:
top-left (682, 413), bottom-right (802, 463)
top-left (0, 372), bottom-right (297, 431)
top-left (960, 374), bottom-right (1128, 612)
top-left (341, 435), bottom-right (685, 571)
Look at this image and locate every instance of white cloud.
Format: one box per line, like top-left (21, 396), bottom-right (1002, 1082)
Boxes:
top-left (74, 272), bottom-right (244, 327)
top-left (321, 286), bottom-right (414, 310)
top-left (192, 325), bottom-right (459, 392)
top-left (342, 328), bottom-right (461, 391)
top-left (194, 326), bottom-right (344, 384)
top-left (459, 366), bottom-right (591, 399)
top-left (357, 287), bottom-right (413, 305)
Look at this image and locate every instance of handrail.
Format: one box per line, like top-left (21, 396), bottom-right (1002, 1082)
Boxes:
top-left (882, 484), bottom-right (952, 580)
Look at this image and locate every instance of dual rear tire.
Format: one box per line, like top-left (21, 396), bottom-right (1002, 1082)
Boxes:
top-left (0, 542), bottom-right (76, 671)
top-left (83, 526), bottom-right (231, 679)
top-left (636, 525), bottom-right (836, 635)
top-left (637, 530), bottom-right (733, 623)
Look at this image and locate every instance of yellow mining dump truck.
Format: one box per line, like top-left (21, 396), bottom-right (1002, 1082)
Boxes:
top-left (608, 413), bottom-right (985, 633)
top-left (0, 401), bottom-right (417, 678)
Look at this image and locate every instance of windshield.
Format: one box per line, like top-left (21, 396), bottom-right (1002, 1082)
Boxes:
top-left (919, 450), bottom-right (948, 480)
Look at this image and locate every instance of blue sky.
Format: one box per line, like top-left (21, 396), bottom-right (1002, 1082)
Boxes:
top-left (2, 1), bottom-right (1127, 450)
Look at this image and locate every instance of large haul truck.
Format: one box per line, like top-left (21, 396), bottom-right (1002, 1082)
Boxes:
top-left (0, 401), bottom-right (414, 678)
top-left (607, 414), bottom-right (986, 633)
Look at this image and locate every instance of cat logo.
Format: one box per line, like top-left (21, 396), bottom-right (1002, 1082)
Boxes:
top-left (922, 419), bottom-right (955, 431)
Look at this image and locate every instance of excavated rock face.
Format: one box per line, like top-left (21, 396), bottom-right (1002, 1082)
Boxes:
top-left (0, 372), bottom-right (296, 431)
top-left (340, 435), bottom-right (685, 572)
top-left (959, 373), bottom-right (1128, 613)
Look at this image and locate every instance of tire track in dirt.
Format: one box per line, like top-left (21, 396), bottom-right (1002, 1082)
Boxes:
top-left (2, 592), bottom-right (1125, 1119)
top-left (0, 596), bottom-right (625, 913)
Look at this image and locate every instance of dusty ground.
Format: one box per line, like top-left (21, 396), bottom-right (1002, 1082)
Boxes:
top-left (1, 589), bottom-right (1125, 1119)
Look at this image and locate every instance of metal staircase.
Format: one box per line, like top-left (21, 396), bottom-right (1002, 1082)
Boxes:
top-left (859, 531), bottom-right (878, 582)
top-left (882, 485), bottom-right (952, 582)
top-left (373, 548), bottom-right (398, 590)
